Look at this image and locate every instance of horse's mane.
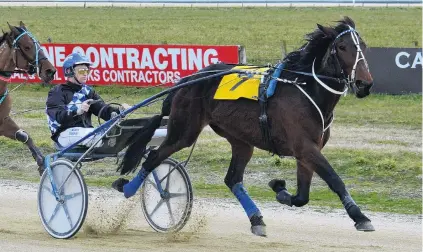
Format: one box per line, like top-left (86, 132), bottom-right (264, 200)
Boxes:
top-left (0, 32), bottom-right (7, 44)
top-left (281, 16), bottom-right (356, 80)
top-left (0, 25), bottom-right (22, 44)
top-left (0, 30), bottom-right (13, 44)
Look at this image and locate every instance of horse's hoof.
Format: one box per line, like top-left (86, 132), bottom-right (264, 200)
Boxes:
top-left (268, 179), bottom-right (286, 193)
top-left (251, 225), bottom-right (267, 237)
top-left (35, 155), bottom-right (45, 167)
top-left (250, 214), bottom-right (267, 237)
top-left (276, 189), bottom-right (292, 206)
top-left (37, 166), bottom-right (45, 176)
top-left (355, 221), bottom-right (375, 232)
top-left (112, 178), bottom-right (129, 193)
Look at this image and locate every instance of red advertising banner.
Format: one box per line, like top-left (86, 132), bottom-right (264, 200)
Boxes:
top-left (10, 43), bottom-right (241, 86)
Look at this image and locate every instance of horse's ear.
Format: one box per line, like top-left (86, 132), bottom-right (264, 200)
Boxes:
top-left (7, 22), bottom-right (19, 34)
top-left (19, 21), bottom-right (26, 28)
top-left (317, 23), bottom-right (336, 38)
top-left (343, 16), bottom-right (355, 29)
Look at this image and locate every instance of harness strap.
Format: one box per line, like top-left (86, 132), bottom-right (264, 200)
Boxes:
top-left (293, 83), bottom-right (334, 139)
top-left (280, 68), bottom-right (347, 84)
top-left (0, 68), bottom-right (35, 76)
top-left (0, 89), bottom-right (9, 105)
top-left (312, 59), bottom-right (348, 95)
top-left (266, 63), bottom-right (285, 98)
top-left (258, 71), bottom-right (277, 155)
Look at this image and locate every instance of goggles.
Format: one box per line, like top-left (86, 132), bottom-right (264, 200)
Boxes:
top-left (76, 68), bottom-right (90, 75)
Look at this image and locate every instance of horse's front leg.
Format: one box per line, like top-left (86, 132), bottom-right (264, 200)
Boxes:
top-left (269, 160), bottom-right (313, 207)
top-left (223, 137), bottom-right (266, 237)
top-left (0, 117), bottom-right (44, 175)
top-left (302, 146), bottom-right (374, 231)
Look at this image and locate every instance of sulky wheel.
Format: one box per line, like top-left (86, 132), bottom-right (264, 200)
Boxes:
top-left (140, 157), bottom-right (193, 233)
top-left (37, 159), bottom-right (88, 239)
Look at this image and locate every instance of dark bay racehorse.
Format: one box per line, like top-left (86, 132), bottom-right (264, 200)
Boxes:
top-left (116, 16), bottom-right (375, 236)
top-left (0, 22), bottom-right (56, 174)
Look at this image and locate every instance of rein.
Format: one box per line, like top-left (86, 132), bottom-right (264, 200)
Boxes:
top-left (0, 72), bottom-right (11, 106)
top-left (0, 88), bottom-right (8, 105)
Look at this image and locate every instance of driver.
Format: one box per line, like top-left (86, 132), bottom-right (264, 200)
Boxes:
top-left (45, 52), bottom-right (130, 148)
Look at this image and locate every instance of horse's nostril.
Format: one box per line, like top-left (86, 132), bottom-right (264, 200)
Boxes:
top-left (356, 80), bottom-right (373, 88)
top-left (361, 80), bottom-right (373, 87)
top-left (46, 69), bottom-right (56, 78)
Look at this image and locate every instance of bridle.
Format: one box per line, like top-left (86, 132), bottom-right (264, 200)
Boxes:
top-left (292, 26), bottom-right (370, 136)
top-left (0, 26), bottom-right (47, 105)
top-left (11, 27), bottom-right (47, 76)
top-left (313, 25), bottom-right (369, 95)
top-left (0, 26), bottom-right (47, 77)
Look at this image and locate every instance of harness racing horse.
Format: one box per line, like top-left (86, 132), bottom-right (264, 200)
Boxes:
top-left (0, 21), bottom-right (56, 175)
top-left (116, 16), bottom-right (375, 236)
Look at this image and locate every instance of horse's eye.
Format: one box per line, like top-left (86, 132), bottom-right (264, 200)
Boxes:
top-left (24, 46), bottom-right (31, 51)
top-left (339, 45), bottom-right (346, 51)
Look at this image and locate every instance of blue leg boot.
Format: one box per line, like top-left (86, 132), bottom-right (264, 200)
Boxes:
top-left (232, 182), bottom-right (267, 237)
top-left (122, 167), bottom-right (150, 198)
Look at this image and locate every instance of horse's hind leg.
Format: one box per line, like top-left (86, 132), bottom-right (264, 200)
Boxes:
top-left (121, 99), bottom-right (206, 198)
top-left (226, 138), bottom-right (266, 237)
top-left (0, 117), bottom-right (44, 175)
top-left (210, 124), bottom-right (266, 237)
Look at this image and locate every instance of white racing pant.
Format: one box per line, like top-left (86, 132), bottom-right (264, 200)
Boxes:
top-left (57, 127), bottom-right (167, 148)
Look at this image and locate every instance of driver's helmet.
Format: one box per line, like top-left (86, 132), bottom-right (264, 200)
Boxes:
top-left (62, 52), bottom-right (92, 77)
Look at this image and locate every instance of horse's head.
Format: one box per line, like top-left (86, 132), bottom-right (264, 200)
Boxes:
top-left (5, 21), bottom-right (56, 83)
top-left (317, 17), bottom-right (373, 98)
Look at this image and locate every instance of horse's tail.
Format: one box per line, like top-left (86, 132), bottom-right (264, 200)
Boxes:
top-left (161, 90), bottom-right (176, 117)
top-left (116, 63), bottom-right (223, 175)
top-left (116, 91), bottom-right (176, 175)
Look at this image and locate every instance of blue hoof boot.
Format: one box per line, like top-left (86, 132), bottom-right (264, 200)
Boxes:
top-left (123, 179), bottom-right (142, 198)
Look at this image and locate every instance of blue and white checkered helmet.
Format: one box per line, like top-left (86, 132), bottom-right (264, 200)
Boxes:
top-left (63, 52), bottom-right (92, 77)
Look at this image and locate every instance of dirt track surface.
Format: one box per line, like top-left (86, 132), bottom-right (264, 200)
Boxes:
top-left (0, 179), bottom-right (421, 252)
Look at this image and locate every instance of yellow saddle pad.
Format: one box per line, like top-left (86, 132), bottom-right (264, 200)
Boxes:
top-left (213, 66), bottom-right (269, 101)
